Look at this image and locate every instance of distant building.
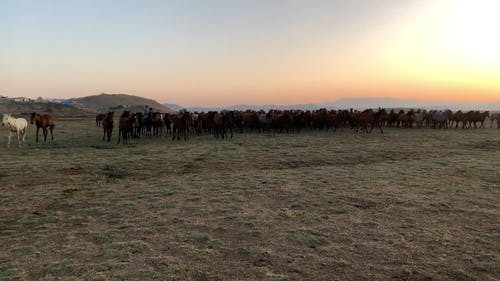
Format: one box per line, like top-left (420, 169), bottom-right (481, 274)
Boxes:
top-left (13, 97), bottom-right (32, 103)
top-left (0, 95), bottom-right (7, 99)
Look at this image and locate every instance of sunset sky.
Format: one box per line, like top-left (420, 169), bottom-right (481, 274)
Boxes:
top-left (1, 0), bottom-right (499, 106)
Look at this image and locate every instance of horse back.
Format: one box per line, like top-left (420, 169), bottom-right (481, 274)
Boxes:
top-left (36, 114), bottom-right (54, 127)
top-left (10, 117), bottom-right (28, 132)
top-left (44, 115), bottom-right (55, 126)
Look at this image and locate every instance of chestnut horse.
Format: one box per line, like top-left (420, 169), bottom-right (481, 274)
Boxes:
top-left (102, 111), bottom-right (114, 142)
top-left (30, 112), bottom-right (55, 142)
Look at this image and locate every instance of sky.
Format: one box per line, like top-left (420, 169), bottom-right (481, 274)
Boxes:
top-left (1, 0), bottom-right (499, 106)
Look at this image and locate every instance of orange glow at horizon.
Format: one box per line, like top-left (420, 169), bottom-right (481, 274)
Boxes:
top-left (1, 0), bottom-right (500, 106)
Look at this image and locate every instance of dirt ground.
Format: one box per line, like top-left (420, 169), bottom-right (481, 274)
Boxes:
top-left (0, 117), bottom-right (499, 280)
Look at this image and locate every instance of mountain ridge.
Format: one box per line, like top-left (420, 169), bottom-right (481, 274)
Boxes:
top-left (165, 98), bottom-right (500, 112)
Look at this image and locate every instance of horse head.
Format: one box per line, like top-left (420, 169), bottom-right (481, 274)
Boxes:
top-left (377, 108), bottom-right (387, 116)
top-left (30, 112), bottom-right (38, 124)
top-left (1, 113), bottom-right (9, 126)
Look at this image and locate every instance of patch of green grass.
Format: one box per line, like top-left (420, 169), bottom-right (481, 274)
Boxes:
top-left (284, 229), bottom-right (330, 248)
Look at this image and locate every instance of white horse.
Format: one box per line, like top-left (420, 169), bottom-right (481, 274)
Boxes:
top-left (1, 113), bottom-right (28, 148)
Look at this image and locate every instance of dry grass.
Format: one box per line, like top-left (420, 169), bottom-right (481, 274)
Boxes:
top-left (0, 117), bottom-right (499, 280)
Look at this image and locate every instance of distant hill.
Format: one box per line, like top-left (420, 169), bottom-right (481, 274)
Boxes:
top-left (166, 98), bottom-right (500, 112)
top-left (72, 93), bottom-right (175, 113)
top-left (0, 99), bottom-right (91, 117)
top-left (164, 103), bottom-right (184, 111)
top-left (334, 98), bottom-right (500, 110)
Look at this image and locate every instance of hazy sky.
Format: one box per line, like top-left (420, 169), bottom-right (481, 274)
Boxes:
top-left (1, 0), bottom-right (499, 106)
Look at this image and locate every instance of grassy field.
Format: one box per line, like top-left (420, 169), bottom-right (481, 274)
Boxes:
top-left (0, 117), bottom-right (499, 280)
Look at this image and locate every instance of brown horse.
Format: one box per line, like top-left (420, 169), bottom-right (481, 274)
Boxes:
top-left (102, 111), bottom-right (114, 142)
top-left (152, 112), bottom-right (164, 137)
top-left (490, 113), bottom-right (500, 129)
top-left (471, 111), bottom-right (489, 128)
top-left (96, 113), bottom-right (106, 126)
top-left (398, 110), bottom-right (415, 128)
top-left (241, 111), bottom-right (259, 132)
top-left (357, 108), bottom-right (387, 133)
top-left (170, 110), bottom-right (190, 141)
top-left (30, 112), bottom-right (55, 142)
top-left (118, 111), bottom-right (137, 144)
top-left (326, 110), bottom-right (343, 132)
top-left (452, 110), bottom-right (468, 129)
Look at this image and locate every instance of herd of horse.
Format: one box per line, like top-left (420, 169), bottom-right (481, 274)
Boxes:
top-left (96, 108), bottom-right (500, 143)
top-left (1, 108), bottom-right (498, 148)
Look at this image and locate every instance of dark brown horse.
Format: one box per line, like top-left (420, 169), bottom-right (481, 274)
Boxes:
top-left (241, 111), bottom-right (259, 132)
top-left (213, 111), bottom-right (234, 139)
top-left (118, 111), bottom-right (137, 144)
top-left (96, 113), bottom-right (106, 126)
top-left (153, 112), bottom-right (164, 137)
top-left (170, 110), bottom-right (190, 141)
top-left (101, 111), bottom-right (114, 142)
top-left (30, 112), bottom-right (55, 142)
top-left (326, 110), bottom-right (343, 132)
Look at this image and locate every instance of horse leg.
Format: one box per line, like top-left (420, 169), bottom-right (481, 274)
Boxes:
top-left (17, 130), bottom-right (21, 147)
top-left (43, 128), bottom-right (48, 142)
top-left (50, 126), bottom-right (54, 140)
top-left (36, 127), bottom-right (40, 143)
top-left (7, 131), bottom-right (12, 148)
